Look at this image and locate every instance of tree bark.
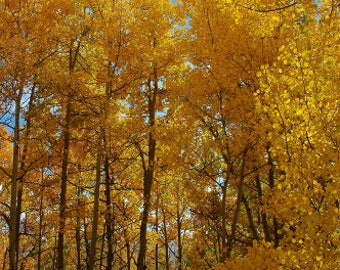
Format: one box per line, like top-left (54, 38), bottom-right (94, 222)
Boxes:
top-left (220, 152), bottom-right (231, 263)
top-left (225, 151), bottom-right (247, 258)
top-left (242, 195), bottom-right (258, 240)
top-left (220, 181), bottom-right (228, 262)
top-left (176, 206), bottom-right (182, 270)
top-left (162, 209), bottom-right (169, 270)
top-left (136, 76), bottom-right (158, 270)
top-left (9, 88), bottom-right (23, 270)
top-left (255, 174), bottom-right (271, 242)
top-left (155, 191), bottom-right (159, 270)
top-left (267, 144), bottom-right (281, 247)
top-left (88, 137), bottom-right (103, 270)
top-left (37, 171), bottom-right (44, 270)
top-left (137, 167), bottom-right (155, 270)
top-left (104, 154), bottom-right (114, 270)
top-left (57, 97), bottom-right (71, 270)
top-left (57, 34), bottom-right (83, 269)
top-left (75, 181), bottom-right (82, 270)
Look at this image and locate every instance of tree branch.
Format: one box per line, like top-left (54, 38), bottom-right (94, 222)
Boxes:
top-left (236, 1), bottom-right (297, 13)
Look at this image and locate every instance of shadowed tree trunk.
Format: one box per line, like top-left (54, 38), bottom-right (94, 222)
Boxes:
top-left (104, 153), bottom-right (114, 269)
top-left (9, 88), bottom-right (23, 270)
top-left (57, 96), bottom-right (71, 270)
top-left (137, 75), bottom-right (158, 270)
top-left (176, 205), bottom-right (182, 270)
top-left (57, 32), bottom-right (85, 269)
top-left (226, 150), bottom-right (247, 258)
top-left (88, 137), bottom-right (103, 270)
top-left (162, 209), bottom-right (170, 270)
top-left (256, 173), bottom-right (271, 242)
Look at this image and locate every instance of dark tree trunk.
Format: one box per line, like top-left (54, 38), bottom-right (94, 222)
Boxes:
top-left (9, 88), bottom-right (23, 270)
top-left (57, 98), bottom-right (71, 270)
top-left (255, 174), bottom-right (271, 242)
top-left (226, 151), bottom-right (247, 258)
top-left (176, 207), bottom-right (182, 270)
top-left (88, 138), bottom-right (103, 270)
top-left (104, 154), bottom-right (114, 270)
top-left (136, 75), bottom-right (158, 270)
top-left (267, 144), bottom-right (281, 248)
top-left (162, 209), bottom-right (169, 270)
top-left (137, 167), bottom-right (155, 270)
top-left (75, 182), bottom-right (82, 270)
top-left (37, 176), bottom-right (44, 270)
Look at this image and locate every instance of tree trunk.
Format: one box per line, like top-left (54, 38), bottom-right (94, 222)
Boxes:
top-left (57, 97), bottom-right (71, 270)
top-left (37, 173), bottom-right (44, 270)
top-left (220, 154), bottom-right (231, 263)
top-left (9, 88), bottom-right (23, 270)
top-left (155, 191), bottom-right (159, 270)
top-left (255, 174), bottom-right (271, 242)
top-left (226, 151), bottom-right (247, 258)
top-left (176, 206), bottom-right (182, 270)
top-left (126, 240), bottom-right (131, 270)
top-left (137, 168), bottom-right (154, 270)
top-left (242, 195), bottom-right (258, 240)
top-left (14, 85), bottom-right (35, 268)
top-left (99, 227), bottom-right (105, 270)
top-left (220, 182), bottom-right (227, 262)
top-left (88, 138), bottom-right (103, 270)
top-left (57, 35), bottom-right (83, 269)
top-left (162, 209), bottom-right (169, 270)
top-left (75, 182), bottom-right (82, 270)
top-left (267, 144), bottom-right (281, 247)
top-left (136, 76), bottom-right (157, 270)
top-left (104, 153), bottom-right (114, 270)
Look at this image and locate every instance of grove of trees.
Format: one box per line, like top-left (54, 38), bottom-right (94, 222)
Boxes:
top-left (0, 0), bottom-right (339, 269)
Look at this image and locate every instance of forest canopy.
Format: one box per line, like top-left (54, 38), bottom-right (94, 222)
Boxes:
top-left (0, 0), bottom-right (339, 269)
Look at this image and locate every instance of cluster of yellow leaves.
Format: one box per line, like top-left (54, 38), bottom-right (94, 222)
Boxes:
top-left (252, 2), bottom-right (340, 269)
top-left (0, 0), bottom-right (338, 269)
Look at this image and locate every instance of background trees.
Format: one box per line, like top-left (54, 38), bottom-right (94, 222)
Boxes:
top-left (0, 0), bottom-right (339, 269)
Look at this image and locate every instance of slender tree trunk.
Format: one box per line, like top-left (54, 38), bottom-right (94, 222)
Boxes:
top-left (75, 182), bottom-right (82, 270)
top-left (176, 206), bottom-right (182, 270)
top-left (99, 227), bottom-right (105, 270)
top-left (155, 191), bottom-right (159, 270)
top-left (126, 240), bottom-right (131, 270)
top-left (226, 151), bottom-right (247, 258)
top-left (255, 174), bottom-right (271, 242)
top-left (37, 174), bottom-right (44, 270)
top-left (84, 218), bottom-right (90, 270)
top-left (57, 35), bottom-right (83, 269)
top-left (220, 154), bottom-right (231, 263)
top-left (217, 234), bottom-right (221, 261)
top-left (88, 138), bottom-right (103, 270)
top-left (137, 76), bottom-right (157, 270)
top-left (267, 144), bottom-right (280, 247)
top-left (9, 88), bottom-right (23, 270)
top-left (15, 186), bottom-right (22, 267)
top-left (137, 168), bottom-right (154, 270)
top-left (104, 153), bottom-right (114, 270)
top-left (220, 182), bottom-right (227, 262)
top-left (242, 196), bottom-right (258, 240)
top-left (57, 97), bottom-right (71, 270)
top-left (14, 85), bottom-right (35, 268)
top-left (104, 60), bottom-right (115, 270)
top-left (162, 209), bottom-right (169, 270)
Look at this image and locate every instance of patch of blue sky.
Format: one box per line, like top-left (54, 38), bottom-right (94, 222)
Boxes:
top-left (156, 107), bottom-right (169, 118)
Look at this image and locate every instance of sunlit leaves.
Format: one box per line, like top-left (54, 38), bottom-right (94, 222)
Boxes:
top-left (0, 0), bottom-right (338, 269)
